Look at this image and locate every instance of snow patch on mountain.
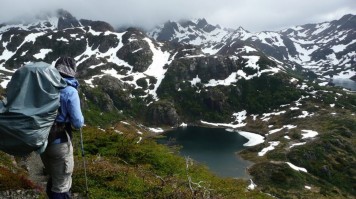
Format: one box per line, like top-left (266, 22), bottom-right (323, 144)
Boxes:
top-left (258, 141), bottom-right (280, 156)
top-left (150, 15), bottom-right (356, 79)
top-left (0, 17), bottom-right (58, 33)
top-left (286, 162), bottom-right (307, 173)
top-left (301, 130), bottom-right (318, 139)
top-left (0, 32), bottom-right (46, 79)
top-left (33, 49), bottom-right (52, 59)
top-left (237, 131), bottom-right (265, 146)
top-left (142, 38), bottom-right (172, 99)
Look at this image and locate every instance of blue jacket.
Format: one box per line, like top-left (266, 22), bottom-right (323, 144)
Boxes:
top-left (56, 77), bottom-right (84, 129)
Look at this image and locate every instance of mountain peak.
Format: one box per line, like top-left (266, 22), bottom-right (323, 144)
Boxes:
top-left (334, 13), bottom-right (356, 30)
top-left (196, 18), bottom-right (208, 28)
top-left (236, 26), bottom-right (249, 33)
top-left (56, 9), bottom-right (76, 20)
top-left (56, 9), bottom-right (81, 30)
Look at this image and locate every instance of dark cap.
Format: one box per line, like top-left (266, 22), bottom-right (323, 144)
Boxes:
top-left (55, 57), bottom-right (77, 77)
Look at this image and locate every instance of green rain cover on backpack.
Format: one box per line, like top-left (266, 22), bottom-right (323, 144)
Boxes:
top-left (0, 62), bottom-right (67, 156)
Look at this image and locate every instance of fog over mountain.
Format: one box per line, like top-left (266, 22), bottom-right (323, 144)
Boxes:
top-left (1, 0), bottom-right (355, 32)
top-left (0, 9), bottom-right (356, 198)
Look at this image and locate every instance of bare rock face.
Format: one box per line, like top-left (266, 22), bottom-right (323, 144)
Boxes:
top-left (146, 100), bottom-right (180, 126)
top-left (203, 88), bottom-right (227, 112)
top-left (93, 75), bottom-right (132, 110)
top-left (117, 29), bottom-right (153, 72)
top-left (80, 19), bottom-right (115, 32)
top-left (57, 9), bottom-right (81, 30)
top-left (82, 87), bottom-right (117, 112)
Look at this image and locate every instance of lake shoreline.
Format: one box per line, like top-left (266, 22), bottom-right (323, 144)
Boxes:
top-left (154, 121), bottom-right (265, 148)
top-left (155, 124), bottom-right (264, 179)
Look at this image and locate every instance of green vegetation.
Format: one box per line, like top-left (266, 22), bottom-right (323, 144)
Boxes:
top-left (71, 125), bottom-right (272, 199)
top-left (249, 162), bottom-right (343, 199)
top-left (1, 51), bottom-right (355, 198)
top-left (80, 87), bottom-right (124, 127)
top-left (239, 88), bottom-right (356, 198)
top-left (0, 152), bottom-right (34, 190)
top-left (157, 72), bottom-right (302, 123)
top-left (0, 152), bottom-right (47, 198)
top-left (287, 117), bottom-right (356, 196)
top-left (236, 73), bottom-right (302, 114)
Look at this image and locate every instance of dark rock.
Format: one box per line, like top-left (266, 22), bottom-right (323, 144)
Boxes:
top-left (155, 21), bottom-right (179, 42)
top-left (117, 30), bottom-right (153, 72)
top-left (81, 84), bottom-right (118, 112)
top-left (57, 9), bottom-right (81, 30)
top-left (203, 88), bottom-right (227, 111)
top-left (77, 56), bottom-right (103, 77)
top-left (174, 44), bottom-right (203, 59)
top-left (334, 14), bottom-right (356, 30)
top-left (146, 100), bottom-right (180, 126)
top-left (350, 75), bottom-right (356, 81)
top-left (321, 165), bottom-right (331, 178)
top-left (80, 19), bottom-right (114, 32)
top-left (94, 75), bottom-right (132, 110)
top-left (87, 33), bottom-right (119, 53)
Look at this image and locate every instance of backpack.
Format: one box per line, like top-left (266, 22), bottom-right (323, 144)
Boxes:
top-left (0, 62), bottom-right (67, 156)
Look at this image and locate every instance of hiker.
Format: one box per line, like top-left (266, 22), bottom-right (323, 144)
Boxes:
top-left (41, 57), bottom-right (84, 199)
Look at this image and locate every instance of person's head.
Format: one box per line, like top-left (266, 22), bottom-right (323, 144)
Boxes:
top-left (55, 56), bottom-right (77, 78)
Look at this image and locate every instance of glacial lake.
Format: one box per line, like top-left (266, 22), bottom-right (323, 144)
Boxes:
top-left (332, 78), bottom-right (356, 91)
top-left (156, 79), bottom-right (356, 179)
top-left (158, 126), bottom-right (252, 178)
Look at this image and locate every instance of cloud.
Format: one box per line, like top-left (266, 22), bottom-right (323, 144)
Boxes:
top-left (0, 0), bottom-right (355, 32)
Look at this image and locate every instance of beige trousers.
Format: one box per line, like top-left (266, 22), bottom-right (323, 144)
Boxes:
top-left (41, 140), bottom-right (74, 193)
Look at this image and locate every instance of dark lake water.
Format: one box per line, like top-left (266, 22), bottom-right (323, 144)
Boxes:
top-left (158, 126), bottom-right (252, 178)
top-left (155, 79), bottom-right (356, 179)
top-left (332, 78), bottom-right (356, 91)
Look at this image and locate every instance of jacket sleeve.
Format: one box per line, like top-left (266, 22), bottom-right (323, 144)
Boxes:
top-left (67, 88), bottom-right (84, 129)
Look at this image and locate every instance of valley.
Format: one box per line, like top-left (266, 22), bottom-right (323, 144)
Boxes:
top-left (0, 9), bottom-right (355, 198)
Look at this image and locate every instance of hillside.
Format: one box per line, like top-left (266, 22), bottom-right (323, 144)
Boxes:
top-left (149, 15), bottom-right (356, 80)
top-left (0, 9), bottom-right (355, 198)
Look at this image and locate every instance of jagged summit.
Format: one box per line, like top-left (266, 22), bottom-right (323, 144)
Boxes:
top-left (149, 14), bottom-right (356, 79)
top-left (0, 9), bottom-right (115, 32)
top-left (333, 13), bottom-right (356, 30)
top-left (56, 9), bottom-right (81, 30)
top-left (148, 18), bottom-right (234, 52)
top-left (56, 9), bottom-right (76, 19)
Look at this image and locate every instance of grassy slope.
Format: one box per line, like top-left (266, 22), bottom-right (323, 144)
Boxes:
top-left (1, 77), bottom-right (355, 198)
top-left (238, 85), bottom-right (356, 199)
top-left (0, 122), bottom-right (271, 199)
top-left (71, 123), bottom-right (272, 199)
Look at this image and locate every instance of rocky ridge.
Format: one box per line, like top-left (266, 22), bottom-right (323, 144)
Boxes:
top-left (0, 10), bottom-right (355, 198)
top-left (149, 15), bottom-right (356, 80)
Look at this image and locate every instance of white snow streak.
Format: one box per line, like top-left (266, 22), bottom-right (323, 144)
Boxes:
top-left (258, 141), bottom-right (280, 156)
top-left (286, 162), bottom-right (307, 173)
top-left (238, 131), bottom-right (265, 146)
top-left (301, 130), bottom-right (318, 139)
top-left (33, 49), bottom-right (52, 59)
top-left (143, 38), bottom-right (171, 100)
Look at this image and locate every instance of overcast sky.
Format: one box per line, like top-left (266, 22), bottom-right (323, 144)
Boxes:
top-left (1, 0), bottom-right (356, 32)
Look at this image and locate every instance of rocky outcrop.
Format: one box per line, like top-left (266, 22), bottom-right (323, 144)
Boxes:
top-left (163, 55), bottom-right (243, 84)
top-left (81, 82), bottom-right (118, 113)
top-left (57, 9), bottom-right (81, 30)
top-left (87, 32), bottom-right (119, 53)
top-left (146, 100), bottom-right (180, 126)
top-left (117, 29), bottom-right (153, 72)
top-left (80, 19), bottom-right (115, 32)
top-left (203, 88), bottom-right (227, 112)
top-left (93, 75), bottom-right (132, 110)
